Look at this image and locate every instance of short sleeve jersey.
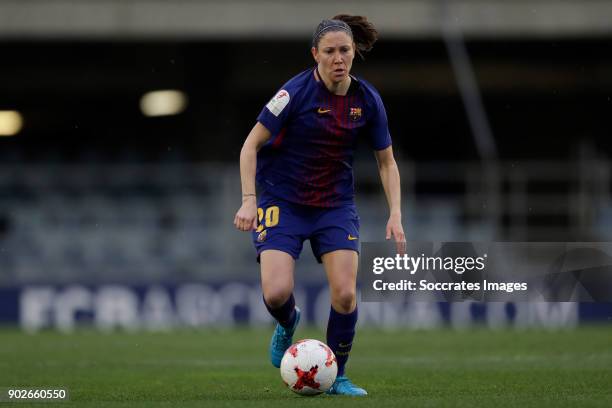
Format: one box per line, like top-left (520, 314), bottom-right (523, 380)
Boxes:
top-left (256, 68), bottom-right (392, 208)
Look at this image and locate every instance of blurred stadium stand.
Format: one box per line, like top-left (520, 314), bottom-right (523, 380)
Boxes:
top-left (0, 158), bottom-right (611, 287)
top-left (1, 1), bottom-right (612, 328)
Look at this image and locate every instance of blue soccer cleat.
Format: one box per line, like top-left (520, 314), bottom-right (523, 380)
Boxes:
top-left (326, 376), bottom-right (368, 396)
top-left (269, 307), bottom-right (301, 368)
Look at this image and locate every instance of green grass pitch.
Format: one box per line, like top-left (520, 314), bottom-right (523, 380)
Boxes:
top-left (1, 326), bottom-right (611, 407)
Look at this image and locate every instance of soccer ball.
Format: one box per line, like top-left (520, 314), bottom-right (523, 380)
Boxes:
top-left (280, 339), bottom-right (338, 396)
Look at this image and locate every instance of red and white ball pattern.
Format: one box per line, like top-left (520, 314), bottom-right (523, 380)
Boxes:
top-left (280, 339), bottom-right (338, 396)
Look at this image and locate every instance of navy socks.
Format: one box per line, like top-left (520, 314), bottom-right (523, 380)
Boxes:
top-left (264, 296), bottom-right (358, 376)
top-left (263, 293), bottom-right (297, 329)
top-left (326, 306), bottom-right (358, 377)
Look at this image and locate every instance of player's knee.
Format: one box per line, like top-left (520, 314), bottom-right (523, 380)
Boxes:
top-left (263, 289), bottom-right (292, 309)
top-left (331, 287), bottom-right (356, 313)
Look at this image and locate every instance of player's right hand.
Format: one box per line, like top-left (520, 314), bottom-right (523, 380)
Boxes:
top-left (234, 198), bottom-right (258, 231)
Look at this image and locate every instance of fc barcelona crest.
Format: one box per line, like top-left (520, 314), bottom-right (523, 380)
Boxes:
top-left (349, 107), bottom-right (362, 121)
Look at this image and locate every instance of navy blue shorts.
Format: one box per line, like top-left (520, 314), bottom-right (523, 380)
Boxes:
top-left (252, 192), bottom-right (360, 263)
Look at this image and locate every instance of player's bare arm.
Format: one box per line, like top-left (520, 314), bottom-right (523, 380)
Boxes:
top-left (234, 122), bottom-right (271, 231)
top-left (374, 146), bottom-right (405, 243)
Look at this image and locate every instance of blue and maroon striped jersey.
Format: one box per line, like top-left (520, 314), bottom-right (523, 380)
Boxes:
top-left (256, 68), bottom-right (392, 208)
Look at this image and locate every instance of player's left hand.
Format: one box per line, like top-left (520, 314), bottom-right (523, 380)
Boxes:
top-left (385, 212), bottom-right (406, 254)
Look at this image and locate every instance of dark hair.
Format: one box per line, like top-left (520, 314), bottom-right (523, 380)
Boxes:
top-left (312, 14), bottom-right (378, 59)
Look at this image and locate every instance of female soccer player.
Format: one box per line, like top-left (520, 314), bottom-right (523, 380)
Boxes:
top-left (234, 15), bottom-right (404, 396)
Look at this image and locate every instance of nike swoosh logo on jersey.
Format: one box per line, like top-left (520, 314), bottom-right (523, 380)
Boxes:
top-left (317, 108), bottom-right (331, 114)
top-left (348, 234), bottom-right (358, 241)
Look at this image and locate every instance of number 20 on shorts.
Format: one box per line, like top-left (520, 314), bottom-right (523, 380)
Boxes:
top-left (256, 206), bottom-right (279, 232)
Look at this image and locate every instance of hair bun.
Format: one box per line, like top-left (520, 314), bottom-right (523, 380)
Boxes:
top-left (332, 14), bottom-right (378, 59)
